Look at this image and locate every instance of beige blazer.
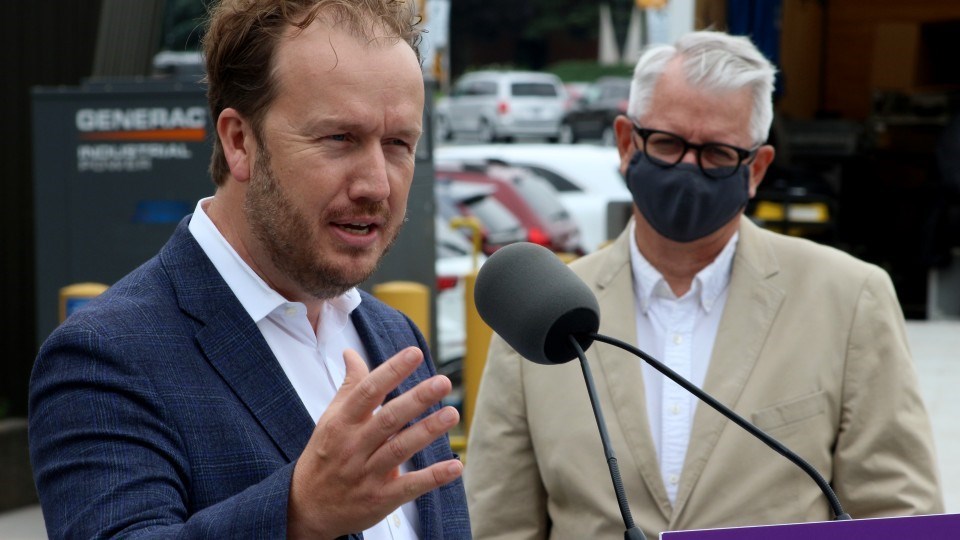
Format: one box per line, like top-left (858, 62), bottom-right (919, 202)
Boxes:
top-left (465, 218), bottom-right (943, 539)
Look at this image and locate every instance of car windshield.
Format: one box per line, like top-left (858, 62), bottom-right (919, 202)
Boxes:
top-left (511, 82), bottom-right (559, 97)
top-left (465, 196), bottom-right (522, 234)
top-left (602, 82), bottom-right (630, 100)
top-left (511, 174), bottom-right (570, 222)
top-left (514, 164), bottom-right (582, 192)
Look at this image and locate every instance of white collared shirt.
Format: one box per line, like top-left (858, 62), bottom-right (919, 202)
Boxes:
top-left (189, 198), bottom-right (420, 539)
top-left (628, 221), bottom-right (738, 504)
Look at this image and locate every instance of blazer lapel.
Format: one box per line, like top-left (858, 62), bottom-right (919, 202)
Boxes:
top-left (161, 218), bottom-right (315, 462)
top-left (592, 229), bottom-right (673, 520)
top-left (669, 219), bottom-right (785, 523)
top-left (196, 309), bottom-right (315, 461)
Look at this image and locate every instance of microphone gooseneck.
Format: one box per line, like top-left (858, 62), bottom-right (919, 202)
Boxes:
top-left (585, 332), bottom-right (852, 522)
top-left (570, 336), bottom-right (648, 540)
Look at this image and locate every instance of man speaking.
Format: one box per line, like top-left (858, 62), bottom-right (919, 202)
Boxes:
top-left (29, 1), bottom-right (470, 538)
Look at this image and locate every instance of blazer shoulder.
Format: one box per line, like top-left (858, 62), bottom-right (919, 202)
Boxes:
top-left (757, 227), bottom-right (882, 282)
top-left (744, 225), bottom-right (899, 313)
top-left (52, 255), bottom-right (177, 339)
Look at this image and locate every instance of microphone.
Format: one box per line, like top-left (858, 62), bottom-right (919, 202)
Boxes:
top-left (476, 242), bottom-right (647, 540)
top-left (474, 242), bottom-right (852, 526)
top-left (474, 242), bottom-right (600, 365)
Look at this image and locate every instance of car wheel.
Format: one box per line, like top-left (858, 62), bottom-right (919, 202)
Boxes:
top-left (559, 123), bottom-right (576, 144)
top-left (478, 118), bottom-right (495, 143)
top-left (435, 114), bottom-right (453, 142)
top-left (601, 126), bottom-right (616, 147)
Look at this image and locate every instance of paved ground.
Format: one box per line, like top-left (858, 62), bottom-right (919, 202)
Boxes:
top-left (3, 319), bottom-right (959, 538)
top-left (904, 320), bottom-right (960, 513)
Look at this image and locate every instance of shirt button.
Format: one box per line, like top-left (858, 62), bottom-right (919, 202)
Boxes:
top-left (284, 306), bottom-right (297, 317)
top-left (392, 514), bottom-right (401, 528)
top-left (673, 334), bottom-right (682, 345)
top-left (669, 474), bottom-right (679, 485)
top-left (670, 404), bottom-right (680, 415)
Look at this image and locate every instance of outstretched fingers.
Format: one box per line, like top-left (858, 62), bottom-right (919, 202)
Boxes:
top-left (337, 347), bottom-right (422, 423)
top-left (380, 459), bottom-right (464, 505)
top-left (364, 378), bottom-right (459, 476)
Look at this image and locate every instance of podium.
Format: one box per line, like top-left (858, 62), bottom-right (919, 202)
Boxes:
top-left (661, 513), bottom-right (960, 539)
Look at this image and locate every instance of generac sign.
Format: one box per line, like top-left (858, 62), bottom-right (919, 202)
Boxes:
top-left (76, 107), bottom-right (207, 142)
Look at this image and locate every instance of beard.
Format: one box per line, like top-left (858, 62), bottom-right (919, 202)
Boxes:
top-left (243, 144), bottom-right (401, 300)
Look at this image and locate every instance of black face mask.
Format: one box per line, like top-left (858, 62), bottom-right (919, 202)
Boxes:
top-left (624, 150), bottom-right (750, 243)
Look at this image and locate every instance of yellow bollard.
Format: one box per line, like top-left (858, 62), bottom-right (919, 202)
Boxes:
top-left (555, 251), bottom-right (579, 265)
top-left (461, 269), bottom-right (492, 439)
top-left (372, 281), bottom-right (431, 343)
top-left (59, 282), bottom-right (109, 323)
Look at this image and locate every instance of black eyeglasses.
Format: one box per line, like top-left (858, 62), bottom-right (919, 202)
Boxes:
top-left (632, 123), bottom-right (760, 179)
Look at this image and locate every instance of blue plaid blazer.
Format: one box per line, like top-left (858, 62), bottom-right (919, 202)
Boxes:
top-left (29, 217), bottom-right (471, 539)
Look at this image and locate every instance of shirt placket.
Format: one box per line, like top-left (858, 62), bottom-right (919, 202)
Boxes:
top-left (660, 297), bottom-right (695, 503)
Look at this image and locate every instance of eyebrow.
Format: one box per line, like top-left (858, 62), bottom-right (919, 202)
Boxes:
top-left (306, 117), bottom-right (422, 140)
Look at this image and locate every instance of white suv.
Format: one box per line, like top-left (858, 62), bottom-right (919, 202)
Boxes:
top-left (435, 71), bottom-right (566, 143)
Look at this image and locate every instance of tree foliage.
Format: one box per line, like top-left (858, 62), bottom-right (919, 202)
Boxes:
top-left (160, 0), bottom-right (212, 51)
top-left (451, 0), bottom-right (637, 42)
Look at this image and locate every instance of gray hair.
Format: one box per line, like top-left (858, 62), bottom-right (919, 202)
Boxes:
top-left (626, 31), bottom-right (777, 146)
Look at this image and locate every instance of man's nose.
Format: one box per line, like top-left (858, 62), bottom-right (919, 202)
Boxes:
top-left (349, 144), bottom-right (391, 201)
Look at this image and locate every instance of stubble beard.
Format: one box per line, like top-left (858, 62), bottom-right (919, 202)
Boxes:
top-left (244, 145), bottom-right (402, 300)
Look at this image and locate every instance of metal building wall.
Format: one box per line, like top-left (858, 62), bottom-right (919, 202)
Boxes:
top-left (92, 0), bottom-right (165, 77)
top-left (2, 1), bottom-right (103, 418)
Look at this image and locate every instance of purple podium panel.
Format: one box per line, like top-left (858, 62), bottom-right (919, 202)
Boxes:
top-left (660, 513), bottom-right (960, 539)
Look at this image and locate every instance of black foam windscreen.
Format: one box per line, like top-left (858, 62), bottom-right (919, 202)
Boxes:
top-left (474, 242), bottom-right (600, 365)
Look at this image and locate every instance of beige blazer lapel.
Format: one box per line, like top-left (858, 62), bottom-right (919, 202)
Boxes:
top-left (588, 228), bottom-right (674, 520)
top-left (669, 218), bottom-right (786, 524)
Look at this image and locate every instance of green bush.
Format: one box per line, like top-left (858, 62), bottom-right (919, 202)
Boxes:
top-left (544, 60), bottom-right (633, 83)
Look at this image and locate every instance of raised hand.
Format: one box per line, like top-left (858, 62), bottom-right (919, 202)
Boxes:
top-left (287, 346), bottom-right (462, 539)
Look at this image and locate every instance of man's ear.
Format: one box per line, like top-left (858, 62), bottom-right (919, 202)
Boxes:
top-left (614, 115), bottom-right (636, 176)
top-left (747, 145), bottom-right (775, 198)
top-left (216, 108), bottom-right (256, 183)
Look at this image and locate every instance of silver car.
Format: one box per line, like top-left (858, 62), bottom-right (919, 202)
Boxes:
top-left (435, 70), bottom-right (566, 143)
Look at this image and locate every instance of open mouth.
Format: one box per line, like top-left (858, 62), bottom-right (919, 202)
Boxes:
top-left (335, 222), bottom-right (375, 235)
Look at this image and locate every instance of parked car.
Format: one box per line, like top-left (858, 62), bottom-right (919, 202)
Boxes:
top-left (435, 179), bottom-right (527, 255)
top-left (435, 70), bottom-right (567, 143)
top-left (562, 81), bottom-right (592, 112)
top-left (436, 163), bottom-right (583, 254)
top-left (436, 144), bottom-right (632, 252)
top-left (559, 76), bottom-right (631, 146)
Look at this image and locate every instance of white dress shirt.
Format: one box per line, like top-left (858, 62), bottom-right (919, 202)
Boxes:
top-left (628, 221), bottom-right (738, 504)
top-left (189, 198), bottom-right (420, 539)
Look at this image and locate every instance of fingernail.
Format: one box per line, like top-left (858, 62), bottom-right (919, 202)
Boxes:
top-left (431, 376), bottom-right (447, 393)
top-left (439, 407), bottom-right (457, 424)
top-left (447, 461), bottom-right (463, 475)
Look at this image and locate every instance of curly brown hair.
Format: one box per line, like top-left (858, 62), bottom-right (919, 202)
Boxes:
top-left (202, 0), bottom-right (423, 186)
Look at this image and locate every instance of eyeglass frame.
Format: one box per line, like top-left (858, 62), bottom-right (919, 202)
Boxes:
top-left (631, 122), bottom-right (761, 179)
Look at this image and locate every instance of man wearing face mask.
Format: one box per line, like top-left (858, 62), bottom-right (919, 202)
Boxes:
top-left (464, 31), bottom-right (943, 539)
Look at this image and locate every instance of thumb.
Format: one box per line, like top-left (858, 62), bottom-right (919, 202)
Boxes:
top-left (339, 348), bottom-right (370, 393)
